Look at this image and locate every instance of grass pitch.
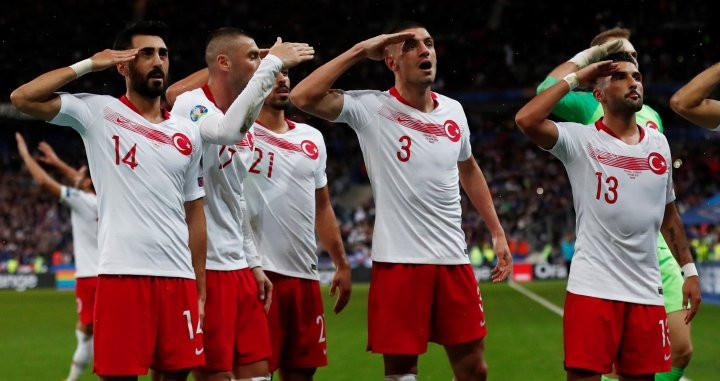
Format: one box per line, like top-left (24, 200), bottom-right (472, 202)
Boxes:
top-left (0, 281), bottom-right (717, 380)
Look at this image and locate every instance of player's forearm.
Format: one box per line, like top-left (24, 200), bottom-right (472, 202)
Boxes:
top-left (670, 62), bottom-right (720, 129)
top-left (459, 159), bottom-right (506, 240)
top-left (661, 202), bottom-right (694, 267)
top-left (51, 159), bottom-right (81, 183)
top-left (19, 151), bottom-right (62, 198)
top-left (166, 68), bottom-right (209, 108)
top-left (316, 206), bottom-right (350, 270)
top-left (516, 81), bottom-right (570, 131)
top-left (10, 67), bottom-right (75, 120)
top-left (200, 55), bottom-right (282, 145)
top-left (291, 44), bottom-right (364, 111)
top-left (185, 199), bottom-right (208, 298)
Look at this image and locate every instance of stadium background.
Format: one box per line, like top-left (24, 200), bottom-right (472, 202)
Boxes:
top-left (1, 0), bottom-right (719, 380)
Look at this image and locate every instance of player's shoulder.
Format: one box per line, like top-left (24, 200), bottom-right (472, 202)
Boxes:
top-left (61, 92), bottom-right (116, 105)
top-left (433, 91), bottom-right (462, 108)
top-left (292, 121), bottom-right (326, 144)
top-left (644, 124), bottom-right (668, 144)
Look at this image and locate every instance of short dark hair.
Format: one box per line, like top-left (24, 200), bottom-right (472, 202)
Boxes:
top-left (386, 20), bottom-right (427, 34)
top-left (605, 51), bottom-right (637, 66)
top-left (113, 20), bottom-right (169, 50)
top-left (590, 27), bottom-right (631, 47)
top-left (204, 27), bottom-right (253, 67)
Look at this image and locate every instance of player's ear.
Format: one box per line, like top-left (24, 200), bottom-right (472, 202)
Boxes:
top-left (216, 54), bottom-right (230, 72)
top-left (592, 86), bottom-right (604, 103)
top-left (116, 62), bottom-right (129, 77)
top-left (384, 54), bottom-right (397, 72)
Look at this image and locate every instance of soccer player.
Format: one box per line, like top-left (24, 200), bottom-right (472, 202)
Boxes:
top-left (15, 134), bottom-right (98, 381)
top-left (536, 28), bottom-right (694, 381)
top-left (670, 61), bottom-right (720, 129)
top-left (290, 22), bottom-right (512, 381)
top-left (245, 70), bottom-right (353, 380)
top-left (11, 21), bottom-right (209, 380)
top-left (169, 28), bottom-right (314, 381)
top-left (516, 53), bottom-right (702, 381)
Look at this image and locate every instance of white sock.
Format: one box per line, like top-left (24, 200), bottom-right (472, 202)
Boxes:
top-left (385, 375), bottom-right (417, 381)
top-left (67, 329), bottom-right (92, 381)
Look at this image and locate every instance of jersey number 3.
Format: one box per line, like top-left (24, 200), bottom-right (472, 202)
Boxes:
top-left (397, 135), bottom-right (411, 162)
top-left (112, 135), bottom-right (138, 169)
top-left (595, 172), bottom-right (618, 204)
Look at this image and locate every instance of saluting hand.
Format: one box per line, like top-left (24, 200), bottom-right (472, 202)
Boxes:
top-left (268, 37), bottom-right (315, 70)
top-left (355, 32), bottom-right (416, 61)
top-left (88, 48), bottom-right (139, 72)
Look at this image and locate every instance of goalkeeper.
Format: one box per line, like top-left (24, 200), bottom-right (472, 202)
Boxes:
top-left (536, 27), bottom-right (693, 381)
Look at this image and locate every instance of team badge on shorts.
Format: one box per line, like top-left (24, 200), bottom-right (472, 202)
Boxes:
top-left (190, 105), bottom-right (208, 122)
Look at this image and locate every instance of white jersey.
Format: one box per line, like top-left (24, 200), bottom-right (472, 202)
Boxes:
top-left (59, 186), bottom-right (99, 278)
top-left (548, 119), bottom-right (675, 305)
top-left (334, 87), bottom-right (472, 264)
top-left (171, 85), bottom-right (259, 270)
top-left (245, 119), bottom-right (328, 280)
top-left (50, 94), bottom-right (204, 279)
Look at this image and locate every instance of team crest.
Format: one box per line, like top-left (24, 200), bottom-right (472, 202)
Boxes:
top-left (301, 140), bottom-right (319, 160)
top-left (190, 105), bottom-right (208, 122)
top-left (172, 133), bottom-right (193, 156)
top-left (444, 120), bottom-right (461, 142)
top-left (647, 152), bottom-right (667, 175)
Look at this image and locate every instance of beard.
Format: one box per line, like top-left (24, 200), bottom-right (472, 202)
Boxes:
top-left (129, 64), bottom-right (167, 98)
top-left (268, 97), bottom-right (291, 111)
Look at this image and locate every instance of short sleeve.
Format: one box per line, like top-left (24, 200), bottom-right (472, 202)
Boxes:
top-left (48, 93), bottom-right (96, 135)
top-left (59, 186), bottom-right (97, 217)
top-left (333, 90), bottom-right (377, 131)
top-left (314, 136), bottom-right (328, 189)
top-left (183, 130), bottom-right (205, 201)
top-left (546, 121), bottom-right (585, 164)
top-left (457, 112), bottom-right (472, 162)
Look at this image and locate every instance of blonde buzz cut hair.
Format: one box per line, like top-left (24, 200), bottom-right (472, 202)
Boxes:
top-left (590, 27), bottom-right (631, 47)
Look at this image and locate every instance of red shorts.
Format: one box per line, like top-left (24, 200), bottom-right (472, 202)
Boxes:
top-left (201, 268), bottom-right (272, 372)
top-left (368, 263), bottom-right (487, 354)
top-left (75, 276), bottom-right (97, 326)
top-left (93, 275), bottom-right (204, 376)
top-left (564, 292), bottom-right (672, 375)
top-left (266, 271), bottom-right (327, 372)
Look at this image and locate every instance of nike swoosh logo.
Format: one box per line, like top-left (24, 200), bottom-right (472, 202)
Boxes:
top-left (480, 320), bottom-right (486, 327)
top-left (663, 354), bottom-right (671, 361)
top-left (195, 347), bottom-right (204, 355)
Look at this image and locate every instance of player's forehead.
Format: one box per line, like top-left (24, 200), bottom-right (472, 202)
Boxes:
top-left (402, 27), bottom-right (433, 42)
top-left (615, 60), bottom-right (640, 74)
top-left (130, 34), bottom-right (167, 50)
top-left (234, 35), bottom-right (259, 54)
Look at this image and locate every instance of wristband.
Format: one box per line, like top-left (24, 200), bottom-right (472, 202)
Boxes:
top-left (69, 59), bottom-right (93, 78)
top-left (681, 263), bottom-right (698, 280)
top-left (562, 73), bottom-right (579, 91)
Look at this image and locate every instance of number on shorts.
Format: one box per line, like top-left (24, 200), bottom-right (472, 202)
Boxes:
top-left (183, 310), bottom-right (202, 339)
top-left (316, 314), bottom-right (326, 343)
top-left (658, 318), bottom-right (670, 347)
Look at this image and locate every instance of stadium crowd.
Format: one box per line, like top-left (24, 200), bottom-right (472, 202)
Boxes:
top-left (2, 0), bottom-right (720, 273)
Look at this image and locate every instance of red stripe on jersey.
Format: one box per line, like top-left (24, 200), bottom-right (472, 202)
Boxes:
top-left (253, 127), bottom-right (319, 160)
top-left (104, 108), bottom-right (173, 145)
top-left (586, 143), bottom-right (669, 174)
top-left (378, 105), bottom-right (460, 142)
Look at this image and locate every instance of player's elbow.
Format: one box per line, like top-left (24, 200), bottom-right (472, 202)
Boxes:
top-left (289, 88), bottom-right (310, 111)
top-left (669, 93), bottom-right (689, 115)
top-left (514, 109), bottom-right (536, 132)
top-left (10, 87), bottom-right (30, 113)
